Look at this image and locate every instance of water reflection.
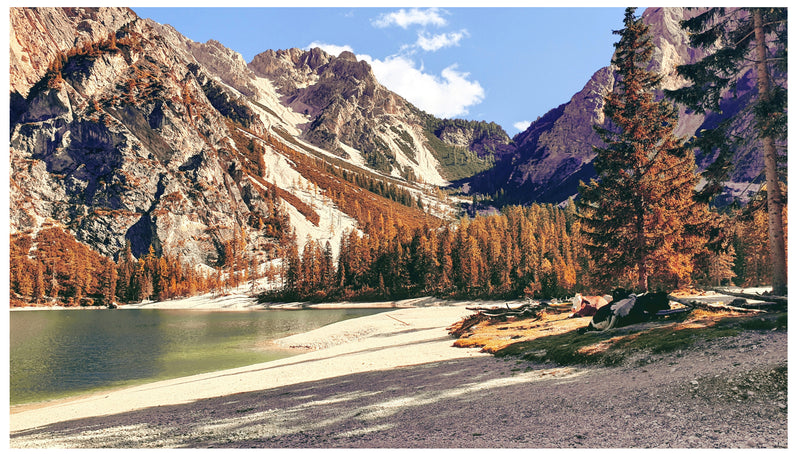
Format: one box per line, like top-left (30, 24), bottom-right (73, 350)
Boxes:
top-left (10, 308), bottom-right (387, 405)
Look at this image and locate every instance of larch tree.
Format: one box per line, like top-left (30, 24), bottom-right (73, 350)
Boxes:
top-left (32, 262), bottom-right (46, 304)
top-left (101, 265), bottom-right (118, 305)
top-left (664, 7), bottom-right (787, 295)
top-left (283, 241), bottom-right (301, 297)
top-left (437, 227), bottom-right (454, 293)
top-left (579, 7), bottom-right (709, 292)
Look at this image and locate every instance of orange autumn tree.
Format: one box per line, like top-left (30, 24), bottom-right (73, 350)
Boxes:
top-left (579, 7), bottom-right (711, 292)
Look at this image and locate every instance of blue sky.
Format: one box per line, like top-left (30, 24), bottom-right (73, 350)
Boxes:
top-left (133, 6), bottom-right (626, 136)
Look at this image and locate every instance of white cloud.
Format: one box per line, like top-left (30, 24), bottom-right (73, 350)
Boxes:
top-left (360, 54), bottom-right (484, 118)
top-left (372, 8), bottom-right (447, 29)
top-left (306, 41), bottom-right (354, 57)
top-left (416, 30), bottom-right (467, 52)
top-left (514, 121), bottom-right (532, 132)
top-left (299, 39), bottom-right (484, 118)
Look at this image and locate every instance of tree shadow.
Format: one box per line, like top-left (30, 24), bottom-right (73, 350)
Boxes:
top-left (10, 331), bottom-right (788, 449)
top-left (10, 355), bottom-right (586, 448)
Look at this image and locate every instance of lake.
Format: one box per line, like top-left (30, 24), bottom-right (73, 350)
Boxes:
top-left (9, 308), bottom-right (389, 406)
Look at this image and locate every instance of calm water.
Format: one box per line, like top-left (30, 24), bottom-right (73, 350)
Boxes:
top-left (9, 308), bottom-right (388, 405)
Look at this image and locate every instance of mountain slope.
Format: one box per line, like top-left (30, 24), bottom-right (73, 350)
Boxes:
top-left (471, 7), bottom-right (779, 206)
top-left (10, 8), bottom-right (380, 271)
top-left (248, 47), bottom-right (513, 185)
top-left (10, 6), bottom-right (506, 278)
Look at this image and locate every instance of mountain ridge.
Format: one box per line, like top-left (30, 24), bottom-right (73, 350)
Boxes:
top-left (9, 6), bottom-right (777, 275)
top-left (476, 6), bottom-right (778, 206)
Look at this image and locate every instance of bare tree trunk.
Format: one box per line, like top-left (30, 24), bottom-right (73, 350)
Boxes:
top-left (753, 9), bottom-right (788, 295)
top-left (635, 198), bottom-right (649, 293)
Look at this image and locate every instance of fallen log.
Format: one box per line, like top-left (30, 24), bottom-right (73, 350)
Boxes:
top-left (465, 302), bottom-right (548, 320)
top-left (668, 296), bottom-right (766, 314)
top-left (450, 303), bottom-right (549, 338)
top-left (448, 313), bottom-right (489, 337)
top-left (668, 296), bottom-right (699, 307)
top-left (712, 288), bottom-right (788, 305)
top-left (655, 307), bottom-right (693, 316)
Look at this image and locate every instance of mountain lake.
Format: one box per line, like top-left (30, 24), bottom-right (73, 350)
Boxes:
top-left (10, 308), bottom-right (390, 406)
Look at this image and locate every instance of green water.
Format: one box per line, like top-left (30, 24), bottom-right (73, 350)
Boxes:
top-left (9, 308), bottom-right (388, 405)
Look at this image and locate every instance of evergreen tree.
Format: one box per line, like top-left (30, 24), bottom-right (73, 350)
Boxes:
top-left (664, 7), bottom-right (787, 295)
top-left (437, 228), bottom-right (454, 293)
top-left (732, 208), bottom-right (772, 286)
top-left (579, 7), bottom-right (708, 292)
top-left (101, 265), bottom-right (118, 305)
top-left (32, 262), bottom-right (46, 304)
top-left (322, 241), bottom-right (334, 291)
top-left (283, 242), bottom-right (301, 297)
top-left (137, 262), bottom-right (153, 301)
top-left (116, 241), bottom-right (135, 302)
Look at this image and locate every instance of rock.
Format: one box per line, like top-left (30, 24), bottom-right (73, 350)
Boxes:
top-left (484, 7), bottom-right (780, 205)
top-left (9, 8), bottom-right (279, 265)
top-left (248, 46), bottom-right (511, 185)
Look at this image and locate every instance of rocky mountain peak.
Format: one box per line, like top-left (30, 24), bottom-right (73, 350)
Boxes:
top-left (487, 6), bottom-right (765, 206)
top-left (640, 7), bottom-right (705, 91)
top-left (337, 50), bottom-right (358, 62)
top-left (10, 7), bottom-right (138, 98)
top-left (246, 46), bottom-right (512, 184)
top-left (10, 7), bottom-right (299, 267)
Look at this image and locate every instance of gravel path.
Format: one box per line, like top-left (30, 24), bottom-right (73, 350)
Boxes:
top-left (8, 312), bottom-right (787, 448)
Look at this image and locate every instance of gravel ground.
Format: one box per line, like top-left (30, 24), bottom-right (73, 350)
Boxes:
top-left (9, 327), bottom-right (787, 448)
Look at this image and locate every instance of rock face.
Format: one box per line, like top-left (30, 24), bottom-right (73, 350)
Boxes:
top-left (9, 6), bottom-right (505, 269)
top-left (9, 7), bottom-right (345, 268)
top-left (504, 66), bottom-right (616, 203)
top-left (483, 7), bottom-right (777, 205)
top-left (10, 7), bottom-right (139, 98)
top-left (249, 47), bottom-right (512, 184)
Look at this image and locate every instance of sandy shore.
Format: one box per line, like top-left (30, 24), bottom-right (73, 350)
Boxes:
top-left (8, 302), bottom-right (788, 448)
top-left (9, 304), bottom-right (485, 433)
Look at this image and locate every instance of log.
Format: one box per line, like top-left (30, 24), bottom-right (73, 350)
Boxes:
top-left (668, 296), bottom-right (766, 314)
top-left (465, 303), bottom-right (547, 320)
top-left (448, 313), bottom-right (488, 337)
top-left (712, 288), bottom-right (788, 305)
top-left (655, 307), bottom-right (693, 316)
top-left (668, 296), bottom-right (699, 307)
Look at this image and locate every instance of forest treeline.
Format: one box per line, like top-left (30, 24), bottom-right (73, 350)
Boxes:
top-left (10, 8), bottom-right (781, 307)
top-left (278, 200), bottom-right (776, 302)
top-left (9, 199), bottom-right (773, 307)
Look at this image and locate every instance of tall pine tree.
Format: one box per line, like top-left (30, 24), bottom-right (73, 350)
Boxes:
top-left (664, 7), bottom-right (787, 295)
top-left (579, 7), bottom-right (708, 292)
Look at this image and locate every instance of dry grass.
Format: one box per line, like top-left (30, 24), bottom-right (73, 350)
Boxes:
top-left (451, 312), bottom-right (587, 353)
top-left (448, 306), bottom-right (786, 366)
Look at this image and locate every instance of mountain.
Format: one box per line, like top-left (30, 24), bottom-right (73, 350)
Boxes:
top-left (248, 47), bottom-right (513, 184)
top-left (6, 8), bottom-right (431, 272)
top-left (467, 7), bottom-right (779, 206)
top-left (9, 6), bottom-right (779, 278)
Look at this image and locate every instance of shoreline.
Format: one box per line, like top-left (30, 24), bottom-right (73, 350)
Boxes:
top-left (9, 304), bottom-right (485, 433)
top-left (8, 311), bottom-right (787, 449)
top-left (10, 295), bottom-right (489, 312)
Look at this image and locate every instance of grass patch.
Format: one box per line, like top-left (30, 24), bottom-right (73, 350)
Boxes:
top-left (421, 130), bottom-right (493, 181)
top-left (250, 99), bottom-right (281, 120)
top-left (471, 310), bottom-right (786, 367)
top-left (730, 312), bottom-right (787, 331)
